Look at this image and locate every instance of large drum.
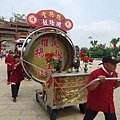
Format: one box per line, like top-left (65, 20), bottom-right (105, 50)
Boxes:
top-left (21, 27), bottom-right (75, 83)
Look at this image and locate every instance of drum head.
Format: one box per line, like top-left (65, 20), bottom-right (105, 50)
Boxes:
top-left (24, 32), bottom-right (75, 82)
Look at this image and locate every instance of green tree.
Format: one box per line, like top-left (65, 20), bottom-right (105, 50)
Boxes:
top-left (110, 38), bottom-right (120, 48)
top-left (110, 37), bottom-right (120, 55)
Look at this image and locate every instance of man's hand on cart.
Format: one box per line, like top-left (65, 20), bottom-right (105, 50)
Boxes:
top-left (98, 75), bottom-right (106, 82)
top-left (87, 77), bottom-right (104, 91)
top-left (87, 75), bottom-right (108, 91)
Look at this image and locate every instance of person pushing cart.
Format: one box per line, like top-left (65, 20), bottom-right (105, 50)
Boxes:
top-left (83, 55), bottom-right (120, 120)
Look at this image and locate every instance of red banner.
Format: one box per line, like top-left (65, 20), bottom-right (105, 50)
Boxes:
top-left (27, 10), bottom-right (73, 31)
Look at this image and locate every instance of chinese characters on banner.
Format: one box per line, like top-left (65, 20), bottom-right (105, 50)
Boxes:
top-left (27, 10), bottom-right (73, 31)
top-left (35, 37), bottom-right (62, 77)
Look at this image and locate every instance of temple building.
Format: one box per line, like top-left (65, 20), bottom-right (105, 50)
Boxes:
top-left (0, 13), bottom-right (35, 52)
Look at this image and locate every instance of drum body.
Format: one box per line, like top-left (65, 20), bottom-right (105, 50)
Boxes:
top-left (23, 28), bottom-right (75, 82)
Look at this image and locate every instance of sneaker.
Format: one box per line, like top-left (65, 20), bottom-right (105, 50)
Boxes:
top-left (13, 98), bottom-right (16, 102)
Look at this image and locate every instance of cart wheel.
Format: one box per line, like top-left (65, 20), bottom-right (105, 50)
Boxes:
top-left (49, 108), bottom-right (57, 120)
top-left (79, 103), bottom-right (86, 114)
top-left (36, 93), bottom-right (39, 102)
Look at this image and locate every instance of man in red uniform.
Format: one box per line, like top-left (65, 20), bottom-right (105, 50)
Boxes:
top-left (5, 50), bottom-right (14, 84)
top-left (9, 55), bottom-right (24, 102)
top-left (83, 55), bottom-right (120, 120)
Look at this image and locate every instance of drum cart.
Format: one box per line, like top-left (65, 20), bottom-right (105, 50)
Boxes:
top-left (35, 72), bottom-right (90, 120)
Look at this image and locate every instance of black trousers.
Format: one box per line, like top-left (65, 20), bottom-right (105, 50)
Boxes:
top-left (7, 70), bottom-right (12, 81)
top-left (83, 108), bottom-right (117, 120)
top-left (11, 82), bottom-right (21, 99)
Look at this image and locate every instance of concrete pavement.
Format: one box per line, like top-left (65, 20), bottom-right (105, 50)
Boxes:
top-left (0, 57), bottom-right (120, 120)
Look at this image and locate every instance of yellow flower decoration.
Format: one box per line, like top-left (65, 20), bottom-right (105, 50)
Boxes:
top-left (109, 43), bottom-right (112, 49)
top-left (96, 44), bottom-right (99, 47)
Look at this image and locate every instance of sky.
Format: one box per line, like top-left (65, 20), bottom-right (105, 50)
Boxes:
top-left (1, 0), bottom-right (120, 48)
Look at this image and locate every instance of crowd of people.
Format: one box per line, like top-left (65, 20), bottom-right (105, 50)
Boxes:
top-left (0, 50), bottom-right (10, 59)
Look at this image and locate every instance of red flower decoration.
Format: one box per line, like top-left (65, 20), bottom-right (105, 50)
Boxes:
top-left (80, 52), bottom-right (84, 57)
top-left (50, 52), bottom-right (54, 57)
top-left (80, 50), bottom-right (93, 64)
top-left (83, 57), bottom-right (89, 62)
top-left (46, 57), bottom-right (51, 61)
top-left (45, 52), bottom-right (59, 69)
top-left (100, 44), bottom-right (103, 48)
top-left (45, 53), bottom-right (50, 57)
top-left (82, 50), bottom-right (86, 53)
top-left (89, 58), bottom-right (93, 62)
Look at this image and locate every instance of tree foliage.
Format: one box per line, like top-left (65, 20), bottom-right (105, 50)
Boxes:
top-left (76, 38), bottom-right (120, 58)
top-left (88, 38), bottom-right (120, 58)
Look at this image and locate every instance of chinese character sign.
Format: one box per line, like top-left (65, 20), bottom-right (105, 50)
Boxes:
top-left (35, 37), bottom-right (63, 76)
top-left (37, 70), bottom-right (45, 77)
top-left (35, 48), bottom-right (45, 58)
top-left (27, 10), bottom-right (73, 31)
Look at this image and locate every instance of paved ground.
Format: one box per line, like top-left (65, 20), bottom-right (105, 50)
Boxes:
top-left (0, 57), bottom-right (120, 120)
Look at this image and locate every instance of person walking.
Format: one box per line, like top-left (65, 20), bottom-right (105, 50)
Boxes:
top-left (0, 52), bottom-right (2, 60)
top-left (9, 55), bottom-right (24, 102)
top-left (5, 50), bottom-right (14, 84)
top-left (83, 55), bottom-right (120, 120)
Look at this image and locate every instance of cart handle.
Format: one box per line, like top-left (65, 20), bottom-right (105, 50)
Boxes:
top-left (20, 58), bottom-right (46, 84)
top-left (56, 77), bottom-right (120, 109)
top-left (20, 58), bottom-right (46, 71)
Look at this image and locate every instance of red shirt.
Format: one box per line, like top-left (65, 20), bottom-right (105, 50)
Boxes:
top-left (5, 54), bottom-right (14, 71)
top-left (9, 62), bottom-right (24, 84)
top-left (86, 67), bottom-right (118, 113)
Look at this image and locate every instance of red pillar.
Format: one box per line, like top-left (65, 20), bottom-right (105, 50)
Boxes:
top-left (0, 41), bottom-right (1, 52)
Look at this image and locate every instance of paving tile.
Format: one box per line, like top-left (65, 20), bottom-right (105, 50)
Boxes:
top-left (0, 105), bottom-right (8, 109)
top-left (0, 110), bottom-right (21, 116)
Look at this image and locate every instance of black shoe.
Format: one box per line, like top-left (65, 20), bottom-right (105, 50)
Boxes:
top-left (13, 98), bottom-right (16, 102)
